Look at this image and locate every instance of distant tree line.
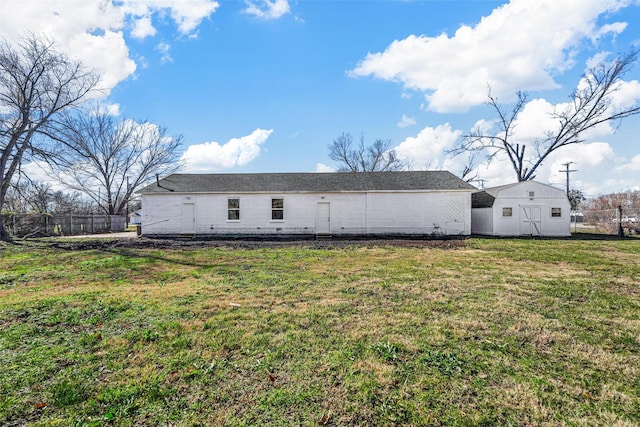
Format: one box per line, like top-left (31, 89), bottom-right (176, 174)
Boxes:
top-left (583, 190), bottom-right (640, 213)
top-left (3, 180), bottom-right (94, 214)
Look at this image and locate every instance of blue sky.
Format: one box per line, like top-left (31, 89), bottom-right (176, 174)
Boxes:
top-left (2, 0), bottom-right (639, 196)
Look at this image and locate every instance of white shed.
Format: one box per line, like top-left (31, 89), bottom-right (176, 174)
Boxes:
top-left (138, 171), bottom-right (476, 238)
top-left (471, 181), bottom-right (571, 236)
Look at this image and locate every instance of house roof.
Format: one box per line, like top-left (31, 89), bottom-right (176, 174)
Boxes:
top-left (139, 171), bottom-right (477, 194)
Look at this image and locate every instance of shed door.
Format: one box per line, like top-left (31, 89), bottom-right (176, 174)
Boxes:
top-left (520, 206), bottom-right (541, 236)
top-left (181, 203), bottom-right (196, 234)
top-left (316, 202), bottom-right (331, 235)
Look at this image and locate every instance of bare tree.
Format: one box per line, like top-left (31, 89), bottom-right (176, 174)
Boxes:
top-left (5, 179), bottom-right (53, 213)
top-left (4, 178), bottom-right (92, 214)
top-left (0, 35), bottom-right (99, 240)
top-left (329, 132), bottom-right (406, 172)
top-left (452, 50), bottom-right (640, 182)
top-left (48, 106), bottom-right (183, 215)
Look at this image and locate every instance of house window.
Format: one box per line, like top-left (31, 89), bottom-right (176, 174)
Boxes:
top-left (551, 207), bottom-right (562, 218)
top-left (502, 207), bottom-right (513, 217)
top-left (271, 198), bottom-right (284, 220)
top-left (228, 198), bottom-right (240, 220)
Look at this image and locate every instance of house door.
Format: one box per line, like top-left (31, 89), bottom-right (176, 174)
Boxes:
top-left (316, 202), bottom-right (331, 235)
top-left (181, 203), bottom-right (196, 234)
top-left (520, 206), bottom-right (541, 236)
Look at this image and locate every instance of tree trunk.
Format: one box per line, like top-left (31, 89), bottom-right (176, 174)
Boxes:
top-left (0, 185), bottom-right (14, 242)
top-left (0, 216), bottom-right (13, 242)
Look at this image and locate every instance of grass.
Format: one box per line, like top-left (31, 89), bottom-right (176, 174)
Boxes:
top-left (0, 237), bottom-right (638, 426)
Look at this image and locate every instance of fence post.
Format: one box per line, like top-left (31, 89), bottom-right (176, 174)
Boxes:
top-left (617, 205), bottom-right (624, 238)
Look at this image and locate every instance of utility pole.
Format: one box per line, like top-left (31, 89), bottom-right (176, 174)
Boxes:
top-left (560, 162), bottom-right (577, 194)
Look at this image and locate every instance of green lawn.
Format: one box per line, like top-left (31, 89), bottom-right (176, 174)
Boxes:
top-left (1, 238), bottom-right (639, 426)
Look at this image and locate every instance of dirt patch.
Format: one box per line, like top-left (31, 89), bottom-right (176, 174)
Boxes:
top-left (45, 235), bottom-right (469, 251)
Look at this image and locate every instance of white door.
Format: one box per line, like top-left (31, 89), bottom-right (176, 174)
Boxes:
top-left (181, 203), bottom-right (196, 234)
top-left (520, 206), bottom-right (541, 236)
top-left (316, 202), bottom-right (331, 235)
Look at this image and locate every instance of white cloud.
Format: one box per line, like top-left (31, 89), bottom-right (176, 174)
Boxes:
top-left (315, 163), bottom-right (335, 173)
top-left (467, 140), bottom-right (622, 194)
top-left (181, 129), bottom-right (273, 172)
top-left (88, 103), bottom-right (121, 116)
top-left (155, 42), bottom-right (173, 64)
top-left (0, 0), bottom-right (220, 93)
top-left (161, 0), bottom-right (220, 34)
top-left (591, 21), bottom-right (627, 42)
top-left (395, 124), bottom-right (461, 169)
top-left (350, 0), bottom-right (629, 112)
top-left (18, 161), bottom-right (68, 192)
top-left (397, 114), bottom-right (416, 128)
top-left (544, 142), bottom-right (615, 181)
top-left (68, 30), bottom-right (137, 92)
top-left (608, 79), bottom-right (640, 114)
top-left (131, 16), bottom-right (156, 39)
top-left (468, 72), bottom-right (640, 171)
top-left (616, 154), bottom-right (640, 172)
top-left (244, 0), bottom-right (290, 20)
top-left (106, 103), bottom-right (122, 116)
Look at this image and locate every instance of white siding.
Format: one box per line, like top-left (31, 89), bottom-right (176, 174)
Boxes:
top-left (141, 190), bottom-right (472, 236)
top-left (492, 200), bottom-right (523, 236)
top-left (471, 208), bottom-right (493, 234)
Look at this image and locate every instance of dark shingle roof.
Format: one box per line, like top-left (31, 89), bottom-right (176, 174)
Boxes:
top-left (139, 171), bottom-right (476, 194)
top-left (471, 191), bottom-right (496, 208)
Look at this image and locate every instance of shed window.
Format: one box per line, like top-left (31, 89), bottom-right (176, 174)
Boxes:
top-left (502, 207), bottom-right (513, 217)
top-left (271, 198), bottom-right (284, 220)
top-left (528, 191), bottom-right (535, 198)
top-left (551, 207), bottom-right (562, 218)
top-left (228, 198), bottom-right (240, 220)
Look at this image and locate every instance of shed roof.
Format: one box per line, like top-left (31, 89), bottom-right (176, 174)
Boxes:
top-left (471, 183), bottom-right (517, 208)
top-left (139, 171), bottom-right (476, 194)
top-left (472, 181), bottom-right (568, 208)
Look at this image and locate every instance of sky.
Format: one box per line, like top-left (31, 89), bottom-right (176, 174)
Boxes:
top-left (1, 0), bottom-right (639, 196)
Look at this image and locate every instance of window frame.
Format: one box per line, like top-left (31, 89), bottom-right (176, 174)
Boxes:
top-left (551, 207), bottom-right (562, 218)
top-left (227, 198), bottom-right (240, 221)
top-left (502, 207), bottom-right (513, 217)
top-left (271, 198), bottom-right (284, 221)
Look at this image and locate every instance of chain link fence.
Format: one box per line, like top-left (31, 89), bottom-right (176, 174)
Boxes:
top-left (1, 213), bottom-right (126, 238)
top-left (573, 208), bottom-right (640, 236)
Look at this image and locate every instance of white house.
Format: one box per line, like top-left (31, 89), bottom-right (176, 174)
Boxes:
top-left (128, 209), bottom-right (142, 226)
top-left (138, 171), bottom-right (476, 237)
top-left (471, 181), bottom-right (571, 236)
